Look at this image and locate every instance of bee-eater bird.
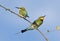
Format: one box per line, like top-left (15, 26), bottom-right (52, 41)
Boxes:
top-left (16, 7), bottom-right (29, 18)
top-left (21, 15), bottom-right (46, 33)
top-left (21, 15), bottom-right (48, 41)
top-left (0, 4), bottom-right (31, 23)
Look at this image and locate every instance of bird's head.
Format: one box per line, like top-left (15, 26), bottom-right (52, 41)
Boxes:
top-left (16, 7), bottom-right (25, 10)
top-left (39, 15), bottom-right (46, 21)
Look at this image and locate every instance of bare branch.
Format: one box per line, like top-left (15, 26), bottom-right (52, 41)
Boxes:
top-left (36, 29), bottom-right (48, 41)
top-left (0, 4), bottom-right (31, 24)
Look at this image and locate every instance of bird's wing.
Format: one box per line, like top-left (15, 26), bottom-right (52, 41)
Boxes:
top-left (24, 9), bottom-right (29, 17)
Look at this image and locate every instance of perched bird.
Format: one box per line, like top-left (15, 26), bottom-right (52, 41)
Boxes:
top-left (0, 4), bottom-right (30, 23)
top-left (21, 15), bottom-right (46, 33)
top-left (21, 15), bottom-right (48, 41)
top-left (16, 7), bottom-right (29, 18)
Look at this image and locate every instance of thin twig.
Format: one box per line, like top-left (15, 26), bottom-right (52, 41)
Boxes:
top-left (0, 4), bottom-right (31, 24)
top-left (36, 29), bottom-right (48, 41)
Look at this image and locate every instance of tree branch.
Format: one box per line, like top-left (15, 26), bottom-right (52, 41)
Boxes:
top-left (36, 29), bottom-right (48, 41)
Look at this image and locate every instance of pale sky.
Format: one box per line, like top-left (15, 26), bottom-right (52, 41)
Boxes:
top-left (0, 0), bottom-right (60, 41)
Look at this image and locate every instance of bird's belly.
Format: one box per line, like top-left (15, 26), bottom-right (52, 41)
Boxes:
top-left (31, 24), bottom-right (38, 29)
top-left (18, 14), bottom-right (25, 18)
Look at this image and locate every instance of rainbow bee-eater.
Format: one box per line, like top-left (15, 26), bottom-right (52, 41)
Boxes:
top-left (21, 15), bottom-right (46, 33)
top-left (21, 15), bottom-right (48, 41)
top-left (16, 7), bottom-right (29, 18)
top-left (0, 4), bottom-right (31, 23)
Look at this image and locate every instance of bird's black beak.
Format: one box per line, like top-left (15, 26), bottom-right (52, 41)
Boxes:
top-left (43, 15), bottom-right (46, 17)
top-left (15, 7), bottom-right (20, 9)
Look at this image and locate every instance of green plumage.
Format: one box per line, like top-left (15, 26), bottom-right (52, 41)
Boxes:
top-left (16, 7), bottom-right (29, 18)
top-left (32, 19), bottom-right (43, 29)
top-left (21, 16), bottom-right (45, 33)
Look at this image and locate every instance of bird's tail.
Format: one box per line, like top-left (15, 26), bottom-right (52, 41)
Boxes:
top-left (21, 26), bottom-right (34, 33)
top-left (21, 29), bottom-right (27, 33)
